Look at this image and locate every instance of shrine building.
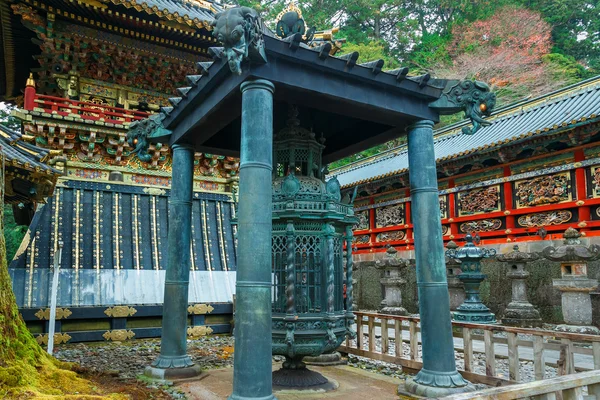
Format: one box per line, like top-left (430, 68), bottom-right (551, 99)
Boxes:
top-left (331, 75), bottom-right (600, 256)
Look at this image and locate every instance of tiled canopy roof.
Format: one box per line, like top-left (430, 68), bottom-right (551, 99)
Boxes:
top-left (0, 123), bottom-right (61, 175)
top-left (330, 76), bottom-right (600, 188)
top-left (108, 0), bottom-right (223, 28)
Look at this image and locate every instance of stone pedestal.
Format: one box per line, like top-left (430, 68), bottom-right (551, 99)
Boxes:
top-left (496, 245), bottom-right (542, 328)
top-left (543, 228), bottom-right (600, 335)
top-left (376, 246), bottom-right (410, 316)
top-left (446, 241), bottom-right (465, 312)
top-left (553, 277), bottom-right (599, 334)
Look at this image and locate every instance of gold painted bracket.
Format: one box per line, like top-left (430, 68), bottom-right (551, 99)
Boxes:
top-left (187, 326), bottom-right (213, 338)
top-left (36, 333), bottom-right (72, 345)
top-left (187, 303), bottom-right (214, 315)
top-left (34, 307), bottom-right (72, 320)
top-left (102, 329), bottom-right (135, 341)
top-left (104, 306), bottom-right (137, 318)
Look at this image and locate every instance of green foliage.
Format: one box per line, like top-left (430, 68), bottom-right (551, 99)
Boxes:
top-left (338, 41), bottom-right (399, 69)
top-left (542, 53), bottom-right (595, 82)
top-left (3, 207), bottom-right (26, 262)
top-left (407, 34), bottom-right (452, 73)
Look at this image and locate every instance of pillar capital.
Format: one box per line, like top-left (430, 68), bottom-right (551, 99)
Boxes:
top-left (241, 79), bottom-right (275, 94)
top-left (407, 119), bottom-right (435, 131)
top-left (171, 143), bottom-right (195, 152)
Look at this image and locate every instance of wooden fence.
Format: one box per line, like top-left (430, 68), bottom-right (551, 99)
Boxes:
top-left (440, 370), bottom-right (600, 400)
top-left (338, 311), bottom-right (600, 387)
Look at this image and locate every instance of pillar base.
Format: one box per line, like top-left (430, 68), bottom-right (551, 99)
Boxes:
top-left (556, 324), bottom-right (600, 335)
top-left (228, 395), bottom-right (277, 400)
top-left (144, 364), bottom-right (202, 380)
top-left (272, 366), bottom-right (329, 388)
top-left (303, 352), bottom-right (347, 366)
top-left (502, 302), bottom-right (542, 327)
top-left (404, 370), bottom-right (474, 398)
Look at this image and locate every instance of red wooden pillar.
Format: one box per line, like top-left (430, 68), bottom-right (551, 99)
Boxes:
top-left (405, 188), bottom-right (412, 247)
top-left (24, 73), bottom-right (36, 111)
top-left (575, 149), bottom-right (590, 230)
top-left (369, 197), bottom-right (376, 251)
top-left (448, 179), bottom-right (458, 239)
top-left (503, 166), bottom-right (515, 241)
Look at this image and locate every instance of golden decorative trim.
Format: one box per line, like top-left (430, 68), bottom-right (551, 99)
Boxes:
top-left (133, 194), bottom-right (140, 270)
top-left (151, 196), bottom-right (159, 270)
top-left (576, 200), bottom-right (585, 206)
top-left (507, 238), bottom-right (512, 243)
top-left (449, 235), bottom-right (455, 239)
top-left (26, 72), bottom-right (35, 87)
top-left (188, 303), bottom-right (214, 315)
top-left (505, 229), bottom-right (512, 234)
top-left (201, 200), bottom-right (212, 270)
top-left (95, 191), bottom-right (101, 269)
top-left (448, 218), bottom-right (454, 223)
top-left (114, 193), bottom-right (120, 269)
top-left (36, 333), bottom-right (72, 345)
top-left (103, 329), bottom-right (135, 341)
top-left (578, 222), bottom-right (588, 228)
top-left (34, 307), bottom-right (73, 320)
top-left (187, 326), bottom-right (213, 338)
top-left (104, 306), bottom-right (137, 318)
top-left (74, 189), bottom-right (81, 269)
top-left (504, 210), bottom-right (511, 215)
top-left (216, 201), bottom-right (227, 271)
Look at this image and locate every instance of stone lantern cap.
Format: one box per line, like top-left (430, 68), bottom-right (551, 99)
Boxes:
top-left (376, 245), bottom-right (411, 269)
top-left (496, 245), bottom-right (539, 264)
top-left (542, 228), bottom-right (600, 262)
top-left (445, 241), bottom-right (462, 267)
top-left (445, 234), bottom-right (496, 262)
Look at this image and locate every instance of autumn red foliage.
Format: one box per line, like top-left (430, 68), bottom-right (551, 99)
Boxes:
top-left (437, 6), bottom-right (562, 101)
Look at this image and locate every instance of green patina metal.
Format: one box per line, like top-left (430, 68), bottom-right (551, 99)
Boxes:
top-left (144, 143), bottom-right (202, 380)
top-left (404, 120), bottom-right (474, 397)
top-left (269, 107), bottom-right (357, 386)
top-left (230, 79), bottom-right (276, 400)
top-left (446, 234), bottom-right (497, 324)
top-left (429, 80), bottom-right (496, 135)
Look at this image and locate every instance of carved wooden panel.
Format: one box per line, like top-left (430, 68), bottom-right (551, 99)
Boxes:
top-left (375, 204), bottom-right (404, 228)
top-left (514, 172), bottom-right (571, 208)
top-left (353, 210), bottom-right (370, 231)
top-left (517, 210), bottom-right (572, 227)
top-left (376, 230), bottom-right (406, 242)
top-left (456, 185), bottom-right (501, 217)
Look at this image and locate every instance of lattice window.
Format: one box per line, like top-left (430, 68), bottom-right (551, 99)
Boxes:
top-left (333, 236), bottom-right (344, 312)
top-left (295, 235), bottom-right (322, 314)
top-left (272, 235), bottom-right (288, 313)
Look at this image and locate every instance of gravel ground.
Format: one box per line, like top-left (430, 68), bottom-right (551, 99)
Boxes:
top-left (55, 336), bottom-right (235, 399)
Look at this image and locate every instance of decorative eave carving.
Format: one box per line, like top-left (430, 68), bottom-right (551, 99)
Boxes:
top-left (542, 228), bottom-right (600, 262)
top-left (429, 80), bottom-right (496, 135)
top-left (126, 113), bottom-right (171, 162)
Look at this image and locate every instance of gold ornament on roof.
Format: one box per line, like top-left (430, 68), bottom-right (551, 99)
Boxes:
top-left (187, 326), bottom-right (213, 338)
top-left (104, 306), bottom-right (137, 318)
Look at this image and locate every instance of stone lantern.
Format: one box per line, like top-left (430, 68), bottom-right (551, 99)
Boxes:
top-left (496, 245), bottom-right (542, 327)
top-left (270, 108), bottom-right (356, 387)
top-left (376, 245), bottom-right (410, 315)
top-left (446, 241), bottom-right (465, 311)
top-left (446, 234), bottom-right (496, 323)
top-left (542, 228), bottom-right (600, 334)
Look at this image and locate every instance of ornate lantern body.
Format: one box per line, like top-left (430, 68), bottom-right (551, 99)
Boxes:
top-left (446, 234), bottom-right (496, 323)
top-left (270, 109), bottom-right (356, 386)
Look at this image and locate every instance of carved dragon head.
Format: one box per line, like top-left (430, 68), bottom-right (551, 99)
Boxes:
top-left (429, 80), bottom-right (497, 135)
top-left (211, 7), bottom-right (266, 75)
top-left (127, 113), bottom-right (166, 162)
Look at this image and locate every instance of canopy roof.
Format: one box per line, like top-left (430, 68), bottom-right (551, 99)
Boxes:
top-left (137, 11), bottom-right (491, 164)
top-left (331, 75), bottom-right (600, 188)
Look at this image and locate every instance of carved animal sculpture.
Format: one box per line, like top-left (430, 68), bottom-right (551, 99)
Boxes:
top-left (430, 80), bottom-right (497, 135)
top-left (275, 11), bottom-right (315, 41)
top-left (211, 7), bottom-right (266, 75)
top-left (127, 113), bottom-right (166, 162)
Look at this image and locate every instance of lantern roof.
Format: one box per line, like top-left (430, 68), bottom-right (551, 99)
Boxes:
top-left (130, 7), bottom-right (496, 164)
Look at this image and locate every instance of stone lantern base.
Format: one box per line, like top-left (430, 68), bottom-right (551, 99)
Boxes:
top-left (502, 301), bottom-right (542, 328)
top-left (553, 277), bottom-right (599, 335)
